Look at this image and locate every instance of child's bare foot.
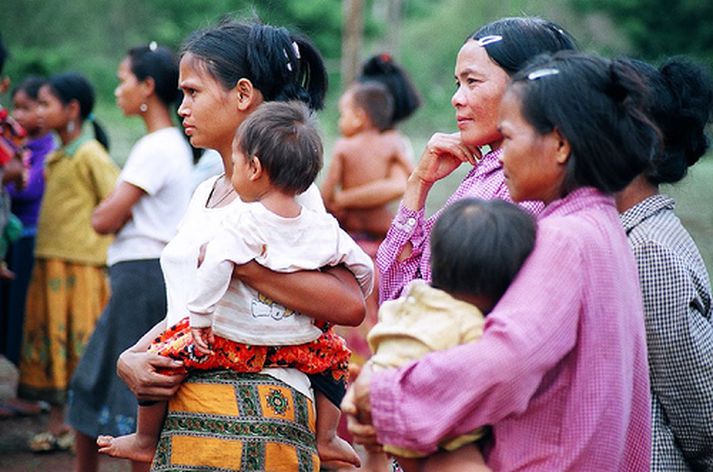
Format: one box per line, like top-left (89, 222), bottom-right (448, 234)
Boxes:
top-left (96, 433), bottom-right (155, 463)
top-left (318, 435), bottom-right (361, 470)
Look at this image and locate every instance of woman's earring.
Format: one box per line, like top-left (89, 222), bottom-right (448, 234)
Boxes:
top-left (140, 103), bottom-right (148, 113)
top-left (67, 120), bottom-right (75, 134)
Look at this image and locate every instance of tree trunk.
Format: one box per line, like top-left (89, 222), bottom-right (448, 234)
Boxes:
top-left (341, 0), bottom-right (365, 89)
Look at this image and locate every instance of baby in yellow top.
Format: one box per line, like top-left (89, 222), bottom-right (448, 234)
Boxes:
top-left (367, 198), bottom-right (537, 470)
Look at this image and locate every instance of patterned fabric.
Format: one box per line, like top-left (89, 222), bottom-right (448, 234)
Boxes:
top-left (370, 188), bottom-right (651, 470)
top-left (376, 148), bottom-right (544, 303)
top-left (149, 317), bottom-right (350, 385)
top-left (151, 371), bottom-right (319, 472)
top-left (621, 194), bottom-right (713, 471)
top-left (18, 258), bottom-right (109, 404)
top-left (0, 106), bottom-right (26, 166)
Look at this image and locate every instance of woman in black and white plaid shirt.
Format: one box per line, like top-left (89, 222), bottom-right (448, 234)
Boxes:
top-left (616, 58), bottom-right (713, 471)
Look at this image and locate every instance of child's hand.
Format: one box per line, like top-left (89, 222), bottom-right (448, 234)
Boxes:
top-left (197, 243), bottom-right (207, 268)
top-left (191, 326), bottom-right (215, 356)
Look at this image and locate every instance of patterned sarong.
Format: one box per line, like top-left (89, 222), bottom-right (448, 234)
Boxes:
top-left (152, 370), bottom-right (319, 472)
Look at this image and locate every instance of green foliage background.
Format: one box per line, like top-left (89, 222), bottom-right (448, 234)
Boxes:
top-left (1, 0), bottom-right (711, 270)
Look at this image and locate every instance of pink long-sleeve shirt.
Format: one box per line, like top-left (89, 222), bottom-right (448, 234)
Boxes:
top-left (371, 187), bottom-right (651, 471)
top-left (376, 148), bottom-right (543, 302)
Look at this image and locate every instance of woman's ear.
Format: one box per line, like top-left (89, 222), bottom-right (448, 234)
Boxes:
top-left (235, 78), bottom-right (260, 112)
top-left (553, 128), bottom-right (571, 165)
top-left (67, 99), bottom-right (82, 121)
top-left (141, 76), bottom-right (156, 100)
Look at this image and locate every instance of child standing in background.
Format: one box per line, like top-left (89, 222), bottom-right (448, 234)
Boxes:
top-left (18, 72), bottom-right (119, 452)
top-left (1, 76), bottom-right (52, 367)
top-left (367, 198), bottom-right (536, 471)
top-left (97, 101), bottom-right (373, 470)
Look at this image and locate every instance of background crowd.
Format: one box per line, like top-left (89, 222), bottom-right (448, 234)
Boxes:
top-left (0, 2), bottom-right (712, 472)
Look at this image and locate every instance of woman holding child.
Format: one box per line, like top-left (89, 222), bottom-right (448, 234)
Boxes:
top-left (114, 20), bottom-right (368, 471)
top-left (344, 50), bottom-right (654, 470)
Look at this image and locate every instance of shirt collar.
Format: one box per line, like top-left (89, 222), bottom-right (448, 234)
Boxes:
top-left (464, 147), bottom-right (503, 179)
top-left (538, 187), bottom-right (615, 220)
top-left (62, 124), bottom-right (93, 157)
top-left (619, 193), bottom-right (675, 233)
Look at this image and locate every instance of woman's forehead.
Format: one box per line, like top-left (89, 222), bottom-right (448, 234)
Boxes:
top-left (455, 40), bottom-right (498, 77)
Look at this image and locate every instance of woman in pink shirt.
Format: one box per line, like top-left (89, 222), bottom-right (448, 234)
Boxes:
top-left (376, 17), bottom-right (576, 303)
top-left (344, 52), bottom-right (655, 470)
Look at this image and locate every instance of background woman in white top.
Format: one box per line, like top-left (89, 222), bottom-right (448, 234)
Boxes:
top-left (67, 43), bottom-right (193, 472)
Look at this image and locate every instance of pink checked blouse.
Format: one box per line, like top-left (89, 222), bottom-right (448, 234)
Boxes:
top-left (370, 188), bottom-right (651, 470)
top-left (376, 148), bottom-right (542, 302)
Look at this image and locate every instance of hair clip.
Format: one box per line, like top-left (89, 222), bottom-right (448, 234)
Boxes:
top-left (527, 68), bottom-right (560, 80)
top-left (477, 35), bottom-right (503, 47)
top-left (292, 41), bottom-right (301, 59)
top-left (379, 52), bottom-right (392, 63)
top-left (149, 41), bottom-right (158, 51)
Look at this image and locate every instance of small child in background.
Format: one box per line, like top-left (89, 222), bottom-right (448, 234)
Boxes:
top-left (366, 198), bottom-right (537, 472)
top-left (0, 37), bottom-right (27, 280)
top-left (97, 101), bottom-right (373, 469)
top-left (322, 80), bottom-right (413, 242)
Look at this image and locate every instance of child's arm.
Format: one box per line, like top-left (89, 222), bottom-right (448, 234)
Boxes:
top-left (331, 160), bottom-right (410, 209)
top-left (320, 144), bottom-right (344, 211)
top-left (191, 326), bottom-right (215, 355)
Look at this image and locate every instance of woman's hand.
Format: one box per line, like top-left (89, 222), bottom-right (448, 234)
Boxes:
top-left (401, 132), bottom-right (480, 212)
top-left (413, 132), bottom-right (480, 186)
top-left (116, 349), bottom-right (186, 401)
top-left (341, 363), bottom-right (383, 452)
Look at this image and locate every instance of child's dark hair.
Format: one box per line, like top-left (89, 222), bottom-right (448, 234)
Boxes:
top-left (350, 81), bottom-right (394, 132)
top-left (622, 57), bottom-right (713, 185)
top-left (510, 51), bottom-right (660, 194)
top-left (182, 19), bottom-right (328, 111)
top-left (430, 198), bottom-right (536, 303)
top-left (469, 17), bottom-right (577, 76)
top-left (128, 44), bottom-right (180, 107)
top-left (236, 101), bottom-right (322, 194)
top-left (12, 75), bottom-right (46, 100)
top-left (358, 53), bottom-right (421, 126)
top-left (46, 72), bottom-right (110, 151)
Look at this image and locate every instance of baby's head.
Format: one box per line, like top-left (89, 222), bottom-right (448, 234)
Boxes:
top-left (338, 81), bottom-right (394, 137)
top-left (430, 198), bottom-right (536, 313)
top-left (231, 101), bottom-right (323, 201)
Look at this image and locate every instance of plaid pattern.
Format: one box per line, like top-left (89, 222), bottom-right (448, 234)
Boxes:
top-left (375, 148), bottom-right (543, 303)
top-left (621, 194), bottom-right (713, 471)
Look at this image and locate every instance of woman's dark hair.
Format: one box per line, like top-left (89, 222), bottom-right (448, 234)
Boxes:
top-left (127, 44), bottom-right (180, 106)
top-left (47, 72), bottom-right (109, 151)
top-left (350, 81), bottom-right (394, 132)
top-left (236, 101), bottom-right (322, 194)
top-left (358, 53), bottom-right (420, 126)
top-left (181, 20), bottom-right (328, 111)
top-left (430, 198), bottom-right (536, 304)
top-left (623, 57), bottom-right (713, 185)
top-left (510, 51), bottom-right (660, 194)
top-left (469, 17), bottom-right (577, 76)
top-left (12, 75), bottom-right (46, 100)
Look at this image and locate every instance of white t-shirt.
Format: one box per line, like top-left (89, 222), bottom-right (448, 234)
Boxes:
top-left (187, 202), bottom-right (373, 345)
top-left (108, 127), bottom-right (193, 265)
top-left (160, 176), bottom-right (326, 398)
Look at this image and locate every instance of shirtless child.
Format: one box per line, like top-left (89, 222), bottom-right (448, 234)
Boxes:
top-left (322, 81), bottom-right (413, 240)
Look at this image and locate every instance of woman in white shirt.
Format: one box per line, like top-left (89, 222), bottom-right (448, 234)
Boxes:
top-left (67, 43), bottom-right (193, 471)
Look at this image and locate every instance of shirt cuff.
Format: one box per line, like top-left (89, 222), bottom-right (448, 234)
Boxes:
top-left (391, 204), bottom-right (424, 235)
top-left (189, 311), bottom-right (212, 328)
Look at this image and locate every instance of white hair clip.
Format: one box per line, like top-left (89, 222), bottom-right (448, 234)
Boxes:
top-left (527, 68), bottom-right (560, 80)
top-left (477, 35), bottom-right (503, 47)
top-left (292, 41), bottom-right (301, 59)
top-left (149, 41), bottom-right (158, 51)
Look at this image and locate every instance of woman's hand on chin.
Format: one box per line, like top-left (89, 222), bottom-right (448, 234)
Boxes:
top-left (412, 132), bottom-right (481, 187)
top-left (117, 349), bottom-right (186, 401)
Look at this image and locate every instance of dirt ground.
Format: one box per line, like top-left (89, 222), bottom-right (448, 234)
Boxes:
top-left (0, 355), bottom-right (130, 472)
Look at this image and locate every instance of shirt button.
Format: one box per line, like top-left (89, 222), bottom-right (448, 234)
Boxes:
top-left (407, 217), bottom-right (416, 226)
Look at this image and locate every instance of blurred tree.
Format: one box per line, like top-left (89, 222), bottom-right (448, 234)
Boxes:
top-left (574, 0), bottom-right (713, 63)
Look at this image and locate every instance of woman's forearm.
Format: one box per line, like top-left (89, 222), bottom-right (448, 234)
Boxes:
top-left (130, 319), bottom-right (168, 352)
top-left (401, 173), bottom-right (433, 211)
top-left (233, 262), bottom-right (366, 326)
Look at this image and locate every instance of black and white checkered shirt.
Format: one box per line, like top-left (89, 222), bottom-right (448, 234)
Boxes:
top-left (621, 194), bottom-right (713, 471)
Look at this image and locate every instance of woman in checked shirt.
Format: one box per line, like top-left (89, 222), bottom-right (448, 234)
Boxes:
top-left (615, 57), bottom-right (713, 471)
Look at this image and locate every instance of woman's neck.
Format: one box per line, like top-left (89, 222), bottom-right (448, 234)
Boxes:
top-left (614, 174), bottom-right (658, 213)
top-left (142, 99), bottom-right (175, 134)
top-left (58, 122), bottom-right (83, 146)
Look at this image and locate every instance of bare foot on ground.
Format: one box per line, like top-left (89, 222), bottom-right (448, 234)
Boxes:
top-left (96, 433), bottom-right (155, 463)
